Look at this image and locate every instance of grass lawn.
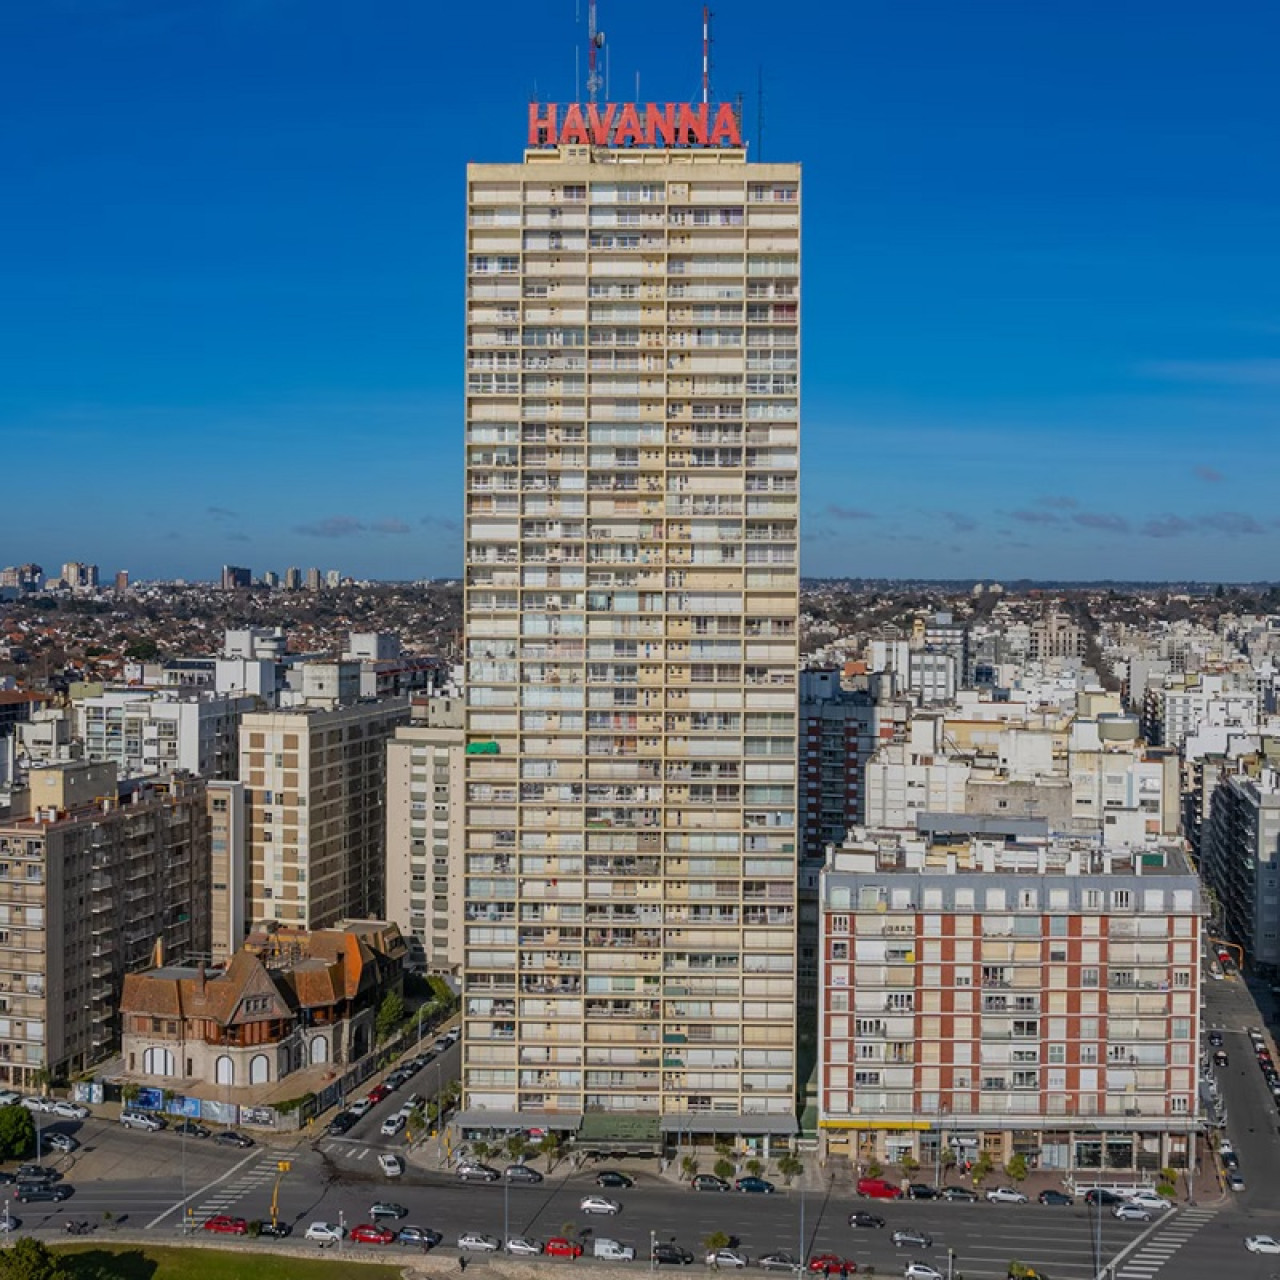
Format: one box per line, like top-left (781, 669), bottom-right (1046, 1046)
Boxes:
top-left (54, 1242), bottom-right (408, 1279)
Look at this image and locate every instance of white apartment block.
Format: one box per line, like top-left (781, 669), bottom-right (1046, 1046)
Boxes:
top-left (76, 688), bottom-right (255, 779)
top-left (819, 831), bottom-right (1201, 1173)
top-left (239, 699), bottom-right (409, 930)
top-left (386, 697), bottom-right (465, 975)
top-left (461, 117), bottom-right (800, 1145)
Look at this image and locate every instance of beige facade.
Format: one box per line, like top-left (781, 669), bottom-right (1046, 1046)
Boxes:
top-left (462, 136), bottom-right (801, 1138)
top-left (207, 779), bottom-right (247, 964)
top-left (239, 700), bottom-right (409, 930)
top-left (386, 697), bottom-right (465, 975)
top-left (0, 762), bottom-right (210, 1085)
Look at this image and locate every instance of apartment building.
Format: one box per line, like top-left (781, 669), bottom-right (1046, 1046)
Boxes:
top-left (1201, 769), bottom-right (1280, 972)
top-left (0, 761), bottom-right (210, 1085)
top-left (461, 108), bottom-right (801, 1146)
top-left (239, 699), bottom-right (409, 931)
top-left (386, 697), bottom-right (466, 974)
top-left (74, 688), bottom-right (255, 779)
top-left (207, 780), bottom-right (248, 964)
top-left (818, 830), bottom-right (1201, 1173)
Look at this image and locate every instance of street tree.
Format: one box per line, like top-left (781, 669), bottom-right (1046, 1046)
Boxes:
top-left (0, 1105), bottom-right (34, 1160)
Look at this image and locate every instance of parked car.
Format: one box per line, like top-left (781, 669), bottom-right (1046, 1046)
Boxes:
top-left (16, 1183), bottom-right (72, 1203)
top-left (1228, 1172), bottom-right (1246, 1192)
top-left (595, 1239), bottom-right (637, 1261)
top-left (579, 1194), bottom-right (622, 1215)
top-left (906, 1184), bottom-right (939, 1200)
top-left (546, 1236), bottom-right (585, 1258)
top-left (939, 1186), bottom-right (979, 1202)
top-left (735, 1176), bottom-right (775, 1194)
top-left (350, 1224), bottom-right (395, 1245)
top-left (856, 1177), bottom-right (903, 1200)
top-left (1213, 1050), bottom-right (1229, 1067)
top-left (1038, 1190), bottom-right (1074, 1206)
top-left (398, 1226), bottom-right (443, 1248)
top-left (369, 1202), bottom-right (409, 1221)
top-left (1209, 1031), bottom-right (1224, 1047)
top-left (173, 1120), bottom-right (211, 1139)
top-left (378, 1154), bottom-right (404, 1178)
top-left (706, 1248), bottom-right (749, 1268)
top-left (43, 1133), bottom-right (78, 1154)
top-left (985, 1186), bottom-right (1028, 1204)
top-left (847, 1211), bottom-right (885, 1228)
top-left (597, 1170), bottom-right (635, 1188)
top-left (456, 1162), bottom-right (500, 1182)
top-left (458, 1232), bottom-right (501, 1252)
top-left (904, 1266), bottom-right (943, 1280)
top-left (691, 1174), bottom-right (731, 1192)
top-left (506, 1236), bottom-right (544, 1255)
top-left (120, 1110), bottom-right (164, 1131)
top-left (202, 1215), bottom-right (248, 1236)
top-left (759, 1253), bottom-right (801, 1271)
top-left (505, 1163), bottom-right (543, 1183)
top-left (1113, 1204), bottom-right (1151, 1222)
top-left (367, 1085), bottom-right (390, 1104)
top-left (49, 1101), bottom-right (89, 1121)
top-left (807, 1253), bottom-right (856, 1274)
top-left (1221, 1151), bottom-right (1240, 1171)
top-left (19, 1096), bottom-right (52, 1113)
top-left (652, 1242), bottom-right (694, 1265)
top-left (347, 1098), bottom-right (373, 1118)
top-left (892, 1230), bottom-right (933, 1249)
top-left (305, 1222), bottom-right (345, 1243)
top-left (380, 1115), bottom-right (406, 1137)
top-left (1245, 1236), bottom-right (1280, 1254)
top-left (213, 1130), bottom-right (254, 1149)
top-left (257, 1221), bottom-right (293, 1238)
top-left (326, 1112), bottom-right (357, 1136)
top-left (1084, 1189), bottom-right (1124, 1206)
top-left (17, 1165), bottom-right (59, 1184)
top-left (1124, 1192), bottom-right (1171, 1212)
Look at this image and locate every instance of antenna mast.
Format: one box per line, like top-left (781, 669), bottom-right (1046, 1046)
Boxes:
top-left (587, 0), bottom-right (604, 105)
top-left (702, 6), bottom-right (713, 104)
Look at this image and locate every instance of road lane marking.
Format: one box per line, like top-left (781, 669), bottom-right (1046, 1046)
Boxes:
top-left (145, 1149), bottom-right (264, 1229)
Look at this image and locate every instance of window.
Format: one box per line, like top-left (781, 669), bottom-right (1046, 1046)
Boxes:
top-left (1110, 889), bottom-right (1132, 911)
top-left (1048, 1044), bottom-right (1066, 1064)
top-left (830, 913), bottom-right (849, 934)
top-left (831, 941), bottom-right (849, 960)
top-left (1170, 1096), bottom-right (1188, 1114)
top-left (854, 1070), bottom-right (881, 1087)
top-left (1081, 967), bottom-right (1099, 987)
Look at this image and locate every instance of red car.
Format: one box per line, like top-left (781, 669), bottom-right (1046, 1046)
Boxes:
top-left (855, 1177), bottom-right (903, 1200)
top-left (202, 1214), bottom-right (248, 1236)
top-left (350, 1223), bottom-right (395, 1245)
top-left (546, 1237), bottom-right (584, 1258)
top-left (367, 1084), bottom-right (390, 1104)
top-left (808, 1255), bottom-right (856, 1275)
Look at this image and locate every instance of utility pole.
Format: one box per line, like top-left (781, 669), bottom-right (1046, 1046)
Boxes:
top-left (586, 0), bottom-right (604, 106)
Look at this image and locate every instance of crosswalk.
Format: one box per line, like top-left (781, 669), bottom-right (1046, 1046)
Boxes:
top-left (318, 1138), bottom-right (378, 1162)
top-left (185, 1156), bottom-right (280, 1222)
top-left (1113, 1205), bottom-right (1218, 1280)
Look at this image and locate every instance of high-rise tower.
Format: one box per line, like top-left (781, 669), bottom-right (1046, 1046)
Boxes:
top-left (462, 101), bottom-right (800, 1148)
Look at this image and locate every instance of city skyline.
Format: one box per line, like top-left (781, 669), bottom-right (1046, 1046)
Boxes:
top-left (3, 0), bottom-right (1277, 580)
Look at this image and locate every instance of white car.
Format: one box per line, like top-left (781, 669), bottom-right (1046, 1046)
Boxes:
top-left (507, 1237), bottom-right (544, 1255)
top-left (50, 1101), bottom-right (89, 1121)
top-left (0, 1216), bottom-right (20, 1233)
top-left (19, 1097), bottom-right (51, 1114)
top-left (579, 1194), bottom-right (622, 1215)
top-left (347, 1098), bottom-right (373, 1118)
top-left (380, 1115), bottom-right (406, 1137)
top-left (1246, 1236), bottom-right (1280, 1254)
top-left (305, 1222), bottom-right (345, 1243)
top-left (0, 1091), bottom-right (19, 1107)
top-left (378, 1153), bottom-right (404, 1177)
top-left (905, 1265), bottom-right (944, 1280)
top-left (1114, 1203), bottom-right (1151, 1222)
top-left (458, 1232), bottom-right (501, 1252)
top-left (707, 1248), bottom-right (749, 1268)
top-left (985, 1187), bottom-right (1028, 1204)
top-left (43, 1133), bottom-right (78, 1154)
top-left (1124, 1192), bottom-right (1171, 1212)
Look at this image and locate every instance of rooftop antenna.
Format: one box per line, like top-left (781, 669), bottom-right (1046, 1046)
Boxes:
top-left (587, 0), bottom-right (604, 105)
top-left (702, 6), bottom-right (713, 104)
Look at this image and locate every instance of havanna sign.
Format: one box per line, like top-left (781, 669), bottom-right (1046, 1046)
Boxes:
top-left (529, 102), bottom-right (742, 148)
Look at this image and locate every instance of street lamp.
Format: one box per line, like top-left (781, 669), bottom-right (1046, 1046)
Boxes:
top-left (650, 1229), bottom-right (657, 1273)
top-left (503, 1175), bottom-right (510, 1251)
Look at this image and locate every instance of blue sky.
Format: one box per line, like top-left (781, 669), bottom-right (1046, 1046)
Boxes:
top-left (1, 0), bottom-right (1277, 582)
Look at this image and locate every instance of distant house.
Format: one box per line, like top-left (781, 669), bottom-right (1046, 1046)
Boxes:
top-left (120, 919), bottom-right (405, 1090)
